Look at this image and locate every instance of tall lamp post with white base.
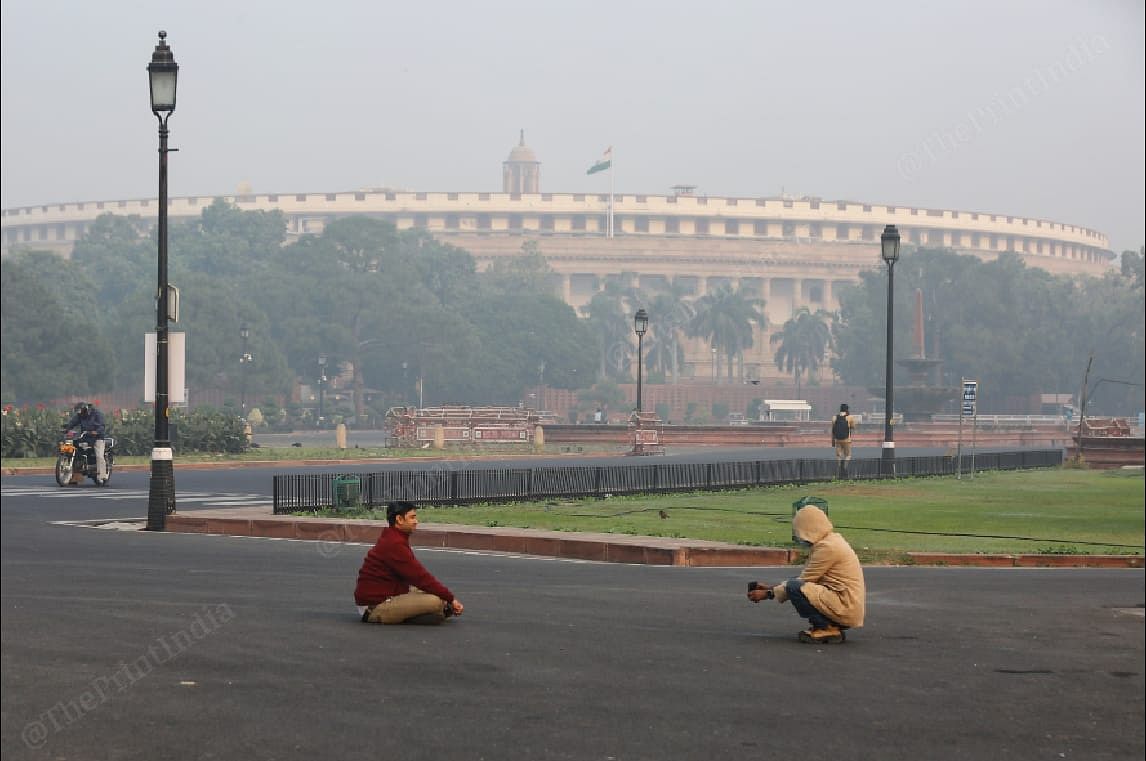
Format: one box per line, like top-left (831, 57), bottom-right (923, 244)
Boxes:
top-left (146, 31), bottom-right (179, 531)
top-left (880, 224), bottom-right (901, 477)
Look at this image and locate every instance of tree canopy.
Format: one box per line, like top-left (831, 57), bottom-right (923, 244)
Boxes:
top-left (3, 209), bottom-right (1141, 419)
top-left (831, 248), bottom-right (1144, 414)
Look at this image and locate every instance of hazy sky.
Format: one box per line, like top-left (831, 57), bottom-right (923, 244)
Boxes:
top-left (2, 0), bottom-right (1143, 252)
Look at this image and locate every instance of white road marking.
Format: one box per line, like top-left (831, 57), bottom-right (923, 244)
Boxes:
top-left (4, 485), bottom-right (269, 507)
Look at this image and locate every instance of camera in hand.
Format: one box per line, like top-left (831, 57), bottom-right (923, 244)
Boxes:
top-left (748, 581), bottom-right (773, 599)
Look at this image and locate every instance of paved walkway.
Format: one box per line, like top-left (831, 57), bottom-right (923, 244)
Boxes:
top-left (164, 506), bottom-right (1142, 568)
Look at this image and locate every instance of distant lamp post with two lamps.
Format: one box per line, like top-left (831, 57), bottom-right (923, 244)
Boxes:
top-left (880, 224), bottom-right (901, 476)
top-left (239, 325), bottom-right (252, 413)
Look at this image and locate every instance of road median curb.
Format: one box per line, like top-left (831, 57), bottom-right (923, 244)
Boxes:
top-left (162, 509), bottom-right (1144, 568)
top-left (906, 551), bottom-right (1143, 569)
top-left (165, 509), bottom-right (793, 566)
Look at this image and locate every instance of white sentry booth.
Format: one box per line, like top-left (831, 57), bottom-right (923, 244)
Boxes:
top-left (760, 399), bottom-right (812, 422)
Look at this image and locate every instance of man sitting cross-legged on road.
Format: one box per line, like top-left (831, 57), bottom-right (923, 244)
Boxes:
top-left (355, 501), bottom-right (464, 625)
top-left (747, 505), bottom-right (865, 644)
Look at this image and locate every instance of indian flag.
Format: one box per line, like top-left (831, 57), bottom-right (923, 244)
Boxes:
top-left (586, 147), bottom-right (612, 175)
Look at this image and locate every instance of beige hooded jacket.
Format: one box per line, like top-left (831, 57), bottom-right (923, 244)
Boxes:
top-left (772, 506), bottom-right (866, 628)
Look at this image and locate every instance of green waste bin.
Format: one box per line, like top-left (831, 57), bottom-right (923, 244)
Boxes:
top-left (791, 496), bottom-right (829, 542)
top-left (332, 475), bottom-right (361, 510)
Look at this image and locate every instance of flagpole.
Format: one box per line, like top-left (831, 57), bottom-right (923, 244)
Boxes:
top-left (608, 148), bottom-right (614, 239)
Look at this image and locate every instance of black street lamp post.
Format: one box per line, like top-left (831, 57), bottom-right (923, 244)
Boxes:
top-left (633, 309), bottom-right (648, 412)
top-left (317, 354), bottom-right (328, 425)
top-left (239, 325), bottom-right (251, 413)
top-left (146, 31), bottom-right (178, 531)
top-left (880, 224), bottom-right (901, 476)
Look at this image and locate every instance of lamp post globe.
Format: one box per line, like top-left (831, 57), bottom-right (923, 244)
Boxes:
top-left (633, 308), bottom-right (648, 412)
top-left (880, 224), bottom-right (901, 475)
top-left (146, 31), bottom-right (179, 531)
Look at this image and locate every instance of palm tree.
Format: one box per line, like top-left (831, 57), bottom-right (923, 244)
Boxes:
top-left (580, 275), bottom-right (639, 381)
top-left (686, 285), bottom-right (767, 382)
top-left (644, 280), bottom-right (696, 384)
top-left (770, 307), bottom-right (833, 396)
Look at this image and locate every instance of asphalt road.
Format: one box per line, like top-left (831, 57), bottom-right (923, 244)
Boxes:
top-left (2, 468), bottom-right (1142, 761)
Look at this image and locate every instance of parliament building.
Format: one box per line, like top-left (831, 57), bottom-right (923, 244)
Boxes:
top-left (1, 133), bottom-right (1114, 383)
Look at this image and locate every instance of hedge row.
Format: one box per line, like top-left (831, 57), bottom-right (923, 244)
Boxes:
top-left (1, 406), bottom-right (249, 458)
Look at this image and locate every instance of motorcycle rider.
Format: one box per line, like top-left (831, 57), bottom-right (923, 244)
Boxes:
top-left (63, 401), bottom-right (108, 482)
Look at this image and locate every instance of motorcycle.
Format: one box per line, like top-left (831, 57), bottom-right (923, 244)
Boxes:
top-left (55, 431), bottom-right (115, 487)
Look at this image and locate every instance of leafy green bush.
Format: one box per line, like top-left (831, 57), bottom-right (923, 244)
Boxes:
top-left (0, 404), bottom-right (61, 457)
top-left (1, 405), bottom-right (249, 457)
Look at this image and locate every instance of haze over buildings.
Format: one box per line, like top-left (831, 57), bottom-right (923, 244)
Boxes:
top-left (1, 0), bottom-right (1143, 253)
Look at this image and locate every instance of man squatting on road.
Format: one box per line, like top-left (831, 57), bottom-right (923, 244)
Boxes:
top-left (355, 501), bottom-right (465, 625)
top-left (747, 505), bottom-right (865, 644)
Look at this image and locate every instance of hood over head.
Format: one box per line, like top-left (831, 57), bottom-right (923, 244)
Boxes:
top-left (792, 505), bottom-right (833, 544)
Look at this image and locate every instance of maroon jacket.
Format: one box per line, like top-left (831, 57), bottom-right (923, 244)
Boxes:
top-left (354, 526), bottom-right (454, 605)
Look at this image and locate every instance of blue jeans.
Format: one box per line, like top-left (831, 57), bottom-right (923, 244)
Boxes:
top-left (784, 579), bottom-right (838, 630)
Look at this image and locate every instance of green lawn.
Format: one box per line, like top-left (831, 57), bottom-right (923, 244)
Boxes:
top-left (329, 468), bottom-right (1144, 561)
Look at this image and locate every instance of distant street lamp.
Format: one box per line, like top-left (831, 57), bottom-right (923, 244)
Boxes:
top-left (881, 224), bottom-right (901, 476)
top-left (146, 31), bottom-right (179, 531)
top-left (401, 361), bottom-right (409, 406)
top-left (634, 309), bottom-right (648, 412)
top-left (317, 354), bottom-right (328, 425)
top-left (711, 346), bottom-right (717, 386)
top-left (239, 325), bottom-right (251, 413)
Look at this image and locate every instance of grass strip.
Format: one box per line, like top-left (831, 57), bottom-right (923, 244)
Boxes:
top-left (316, 468), bottom-right (1144, 560)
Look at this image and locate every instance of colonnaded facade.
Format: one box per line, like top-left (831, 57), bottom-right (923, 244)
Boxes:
top-left (1, 133), bottom-right (1114, 382)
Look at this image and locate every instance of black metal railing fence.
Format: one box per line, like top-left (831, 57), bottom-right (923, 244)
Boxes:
top-left (272, 449), bottom-right (1063, 513)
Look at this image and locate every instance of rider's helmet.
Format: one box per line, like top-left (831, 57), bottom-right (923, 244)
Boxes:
top-left (74, 401), bottom-right (93, 417)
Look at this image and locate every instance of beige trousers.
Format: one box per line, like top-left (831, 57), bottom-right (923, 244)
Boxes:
top-left (94, 439), bottom-right (107, 479)
top-left (834, 440), bottom-right (852, 461)
top-left (366, 588), bottom-right (446, 625)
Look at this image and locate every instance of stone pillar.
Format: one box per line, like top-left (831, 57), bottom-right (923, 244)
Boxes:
top-left (562, 274), bottom-right (572, 303)
top-left (534, 425), bottom-right (545, 451)
top-left (336, 423), bottom-right (347, 449)
top-left (433, 425), bottom-right (445, 449)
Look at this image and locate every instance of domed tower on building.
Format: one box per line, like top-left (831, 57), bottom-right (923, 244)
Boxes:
top-left (503, 129), bottom-right (540, 193)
